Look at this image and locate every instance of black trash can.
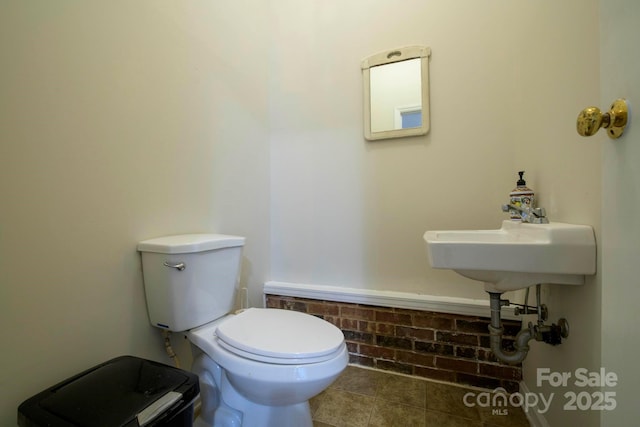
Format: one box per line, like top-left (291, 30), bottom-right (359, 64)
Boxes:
top-left (18, 355), bottom-right (199, 427)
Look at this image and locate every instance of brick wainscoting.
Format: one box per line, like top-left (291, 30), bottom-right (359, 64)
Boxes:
top-left (265, 294), bottom-right (522, 392)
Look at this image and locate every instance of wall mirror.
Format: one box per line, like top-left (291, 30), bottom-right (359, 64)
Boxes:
top-left (361, 46), bottom-right (431, 141)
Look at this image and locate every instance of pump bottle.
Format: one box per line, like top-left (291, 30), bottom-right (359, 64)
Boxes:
top-left (509, 171), bottom-right (535, 220)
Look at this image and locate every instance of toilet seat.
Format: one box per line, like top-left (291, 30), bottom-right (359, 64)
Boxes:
top-left (215, 308), bottom-right (345, 365)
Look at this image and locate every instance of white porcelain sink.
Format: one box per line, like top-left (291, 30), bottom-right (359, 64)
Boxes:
top-left (423, 220), bottom-right (596, 293)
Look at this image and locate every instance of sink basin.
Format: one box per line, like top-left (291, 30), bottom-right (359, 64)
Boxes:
top-left (423, 220), bottom-right (596, 292)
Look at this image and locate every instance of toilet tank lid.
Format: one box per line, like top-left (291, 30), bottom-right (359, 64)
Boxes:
top-left (137, 234), bottom-right (245, 254)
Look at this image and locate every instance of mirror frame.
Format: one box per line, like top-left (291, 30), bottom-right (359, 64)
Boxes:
top-left (361, 46), bottom-right (431, 141)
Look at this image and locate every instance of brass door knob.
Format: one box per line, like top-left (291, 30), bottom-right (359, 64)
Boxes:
top-left (576, 99), bottom-right (629, 139)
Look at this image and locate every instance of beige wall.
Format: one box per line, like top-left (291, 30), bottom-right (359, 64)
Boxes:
top-left (270, 0), bottom-right (600, 301)
top-left (0, 2), bottom-right (269, 424)
top-left (269, 1), bottom-right (601, 426)
top-left (513, 2), bottom-right (602, 426)
top-left (1, 1), bottom-right (605, 425)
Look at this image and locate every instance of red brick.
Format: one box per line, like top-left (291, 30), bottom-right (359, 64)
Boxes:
top-left (376, 335), bottom-right (412, 350)
top-left (343, 330), bottom-right (373, 344)
top-left (396, 326), bottom-right (434, 341)
top-left (395, 350), bottom-right (434, 367)
top-left (455, 319), bottom-right (491, 334)
top-left (376, 360), bottom-right (414, 375)
top-left (414, 366), bottom-right (456, 383)
top-left (479, 363), bottom-right (522, 381)
top-left (360, 344), bottom-right (395, 359)
top-left (395, 308), bottom-right (420, 315)
top-left (282, 299), bottom-right (308, 312)
top-left (350, 355), bottom-right (374, 367)
top-left (308, 302), bottom-right (339, 316)
top-left (375, 323), bottom-right (395, 335)
top-left (341, 306), bottom-right (375, 320)
top-left (414, 341), bottom-right (454, 356)
top-left (341, 318), bottom-right (359, 330)
top-left (454, 346), bottom-right (477, 359)
top-left (345, 342), bottom-right (358, 353)
top-left (358, 321), bottom-right (375, 332)
top-left (322, 316), bottom-right (340, 328)
top-left (436, 331), bottom-right (478, 346)
top-left (265, 296), bottom-right (280, 308)
top-left (414, 314), bottom-right (454, 330)
top-left (478, 348), bottom-right (500, 363)
top-left (264, 296), bottom-right (520, 388)
top-left (436, 357), bottom-right (479, 374)
top-left (375, 310), bottom-right (412, 325)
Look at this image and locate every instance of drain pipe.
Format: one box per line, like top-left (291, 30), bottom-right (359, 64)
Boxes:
top-left (488, 292), bottom-right (534, 365)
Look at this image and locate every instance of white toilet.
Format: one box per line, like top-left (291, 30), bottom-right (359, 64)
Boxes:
top-left (137, 234), bottom-right (348, 427)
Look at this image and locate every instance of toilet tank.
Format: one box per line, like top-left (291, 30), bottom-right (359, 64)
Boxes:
top-left (137, 234), bottom-right (245, 332)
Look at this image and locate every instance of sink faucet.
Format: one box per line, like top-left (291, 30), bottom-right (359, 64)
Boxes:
top-left (502, 204), bottom-right (549, 224)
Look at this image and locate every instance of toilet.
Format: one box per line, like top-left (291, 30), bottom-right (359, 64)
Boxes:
top-left (137, 234), bottom-right (348, 427)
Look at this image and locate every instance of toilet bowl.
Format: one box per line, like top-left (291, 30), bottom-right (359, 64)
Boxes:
top-left (188, 308), bottom-right (348, 427)
top-left (137, 234), bottom-right (348, 427)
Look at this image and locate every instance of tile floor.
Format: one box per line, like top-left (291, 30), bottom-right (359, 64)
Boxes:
top-left (310, 366), bottom-right (531, 427)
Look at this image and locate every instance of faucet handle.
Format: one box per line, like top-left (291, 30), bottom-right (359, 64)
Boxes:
top-left (531, 207), bottom-right (546, 217)
top-left (529, 208), bottom-right (549, 224)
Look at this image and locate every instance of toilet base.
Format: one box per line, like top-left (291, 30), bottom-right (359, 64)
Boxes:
top-left (192, 354), bottom-right (314, 427)
top-left (194, 402), bottom-right (312, 427)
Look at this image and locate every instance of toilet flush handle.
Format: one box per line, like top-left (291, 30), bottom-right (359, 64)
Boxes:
top-left (163, 261), bottom-right (186, 271)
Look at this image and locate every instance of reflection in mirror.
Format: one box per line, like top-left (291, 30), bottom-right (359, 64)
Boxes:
top-left (362, 46), bottom-right (431, 141)
top-left (370, 58), bottom-right (422, 132)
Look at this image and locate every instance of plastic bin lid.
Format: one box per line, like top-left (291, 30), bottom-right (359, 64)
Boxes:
top-left (18, 356), bottom-right (199, 427)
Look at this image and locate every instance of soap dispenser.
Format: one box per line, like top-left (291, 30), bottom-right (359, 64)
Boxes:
top-left (509, 171), bottom-right (535, 220)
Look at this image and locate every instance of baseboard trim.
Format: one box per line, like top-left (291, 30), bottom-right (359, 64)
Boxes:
top-left (263, 281), bottom-right (518, 319)
top-left (519, 380), bottom-right (551, 427)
